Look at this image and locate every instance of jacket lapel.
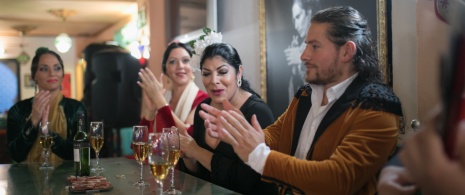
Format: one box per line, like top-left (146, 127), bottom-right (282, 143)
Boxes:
top-left (291, 86), bottom-right (312, 156)
top-left (307, 75), bottom-right (366, 159)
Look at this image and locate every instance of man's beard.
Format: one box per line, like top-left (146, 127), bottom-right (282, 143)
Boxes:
top-left (305, 57), bottom-right (342, 85)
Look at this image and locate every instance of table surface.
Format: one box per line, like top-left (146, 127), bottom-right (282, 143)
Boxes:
top-left (0, 157), bottom-right (240, 194)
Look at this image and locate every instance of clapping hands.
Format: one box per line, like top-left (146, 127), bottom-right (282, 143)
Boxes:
top-left (137, 68), bottom-right (168, 111)
top-left (199, 99), bottom-right (265, 162)
top-left (31, 90), bottom-right (51, 127)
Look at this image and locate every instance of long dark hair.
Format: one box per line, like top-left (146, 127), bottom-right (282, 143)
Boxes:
top-left (200, 43), bottom-right (260, 98)
top-left (31, 47), bottom-right (64, 80)
top-left (162, 42), bottom-right (193, 74)
top-left (312, 6), bottom-right (382, 83)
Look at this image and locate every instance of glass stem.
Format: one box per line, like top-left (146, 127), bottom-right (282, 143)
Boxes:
top-left (170, 167), bottom-right (175, 188)
top-left (158, 181), bottom-right (163, 194)
top-left (44, 149), bottom-right (49, 166)
top-left (139, 162), bottom-right (143, 182)
top-left (96, 152), bottom-right (100, 167)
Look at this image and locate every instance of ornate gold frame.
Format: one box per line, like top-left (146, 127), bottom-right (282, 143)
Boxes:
top-left (259, 0), bottom-right (389, 101)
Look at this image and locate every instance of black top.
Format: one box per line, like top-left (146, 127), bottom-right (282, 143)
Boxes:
top-left (7, 96), bottom-right (87, 163)
top-left (184, 94), bottom-right (278, 195)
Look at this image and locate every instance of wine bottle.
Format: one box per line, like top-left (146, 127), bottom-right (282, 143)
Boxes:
top-left (73, 111), bottom-right (90, 176)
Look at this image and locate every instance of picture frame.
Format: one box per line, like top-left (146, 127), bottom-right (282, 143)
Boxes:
top-left (24, 74), bottom-right (35, 88)
top-left (259, 0), bottom-right (390, 118)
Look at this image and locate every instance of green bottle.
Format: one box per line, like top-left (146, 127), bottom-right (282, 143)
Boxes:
top-left (73, 111), bottom-right (90, 176)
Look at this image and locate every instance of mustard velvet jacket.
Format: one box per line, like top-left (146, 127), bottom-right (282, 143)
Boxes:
top-left (262, 76), bottom-right (402, 195)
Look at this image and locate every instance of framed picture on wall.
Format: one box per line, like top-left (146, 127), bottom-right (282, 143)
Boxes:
top-left (24, 74), bottom-right (35, 88)
top-left (259, 0), bottom-right (390, 118)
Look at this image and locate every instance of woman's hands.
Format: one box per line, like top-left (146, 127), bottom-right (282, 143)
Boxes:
top-left (137, 68), bottom-right (168, 111)
top-left (179, 131), bottom-right (200, 159)
top-left (31, 90), bottom-right (51, 127)
top-left (377, 166), bottom-right (417, 195)
top-left (399, 116), bottom-right (465, 195)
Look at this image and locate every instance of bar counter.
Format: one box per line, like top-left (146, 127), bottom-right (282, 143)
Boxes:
top-left (0, 157), bottom-right (240, 194)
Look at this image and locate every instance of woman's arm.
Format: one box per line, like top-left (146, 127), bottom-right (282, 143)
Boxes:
top-left (6, 102), bottom-right (39, 163)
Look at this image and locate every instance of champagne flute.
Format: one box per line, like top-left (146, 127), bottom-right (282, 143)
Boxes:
top-left (163, 127), bottom-right (181, 195)
top-left (90, 121), bottom-right (104, 173)
top-left (132, 125), bottom-right (150, 187)
top-left (148, 132), bottom-right (171, 194)
top-left (39, 122), bottom-right (53, 170)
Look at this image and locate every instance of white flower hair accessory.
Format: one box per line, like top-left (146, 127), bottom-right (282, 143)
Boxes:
top-left (189, 27), bottom-right (223, 71)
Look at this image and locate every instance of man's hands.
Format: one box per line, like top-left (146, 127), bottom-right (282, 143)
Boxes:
top-left (199, 99), bottom-right (265, 162)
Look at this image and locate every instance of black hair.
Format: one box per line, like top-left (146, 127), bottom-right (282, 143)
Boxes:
top-left (162, 42), bottom-right (193, 74)
top-left (30, 47), bottom-right (64, 80)
top-left (312, 6), bottom-right (382, 83)
top-left (200, 43), bottom-right (260, 98)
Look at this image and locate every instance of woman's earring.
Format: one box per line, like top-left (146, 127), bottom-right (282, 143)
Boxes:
top-left (237, 78), bottom-right (242, 87)
top-left (192, 75), bottom-right (195, 80)
top-left (34, 81), bottom-right (37, 94)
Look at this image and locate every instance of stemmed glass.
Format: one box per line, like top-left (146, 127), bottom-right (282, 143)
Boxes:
top-left (90, 121), bottom-right (104, 173)
top-left (39, 122), bottom-right (53, 170)
top-left (163, 127), bottom-right (181, 195)
top-left (148, 132), bottom-right (171, 195)
top-left (132, 125), bottom-right (150, 187)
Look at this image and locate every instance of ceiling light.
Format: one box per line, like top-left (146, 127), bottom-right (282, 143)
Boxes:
top-left (12, 25), bottom-right (36, 64)
top-left (48, 9), bottom-right (77, 53)
top-left (55, 33), bottom-right (72, 53)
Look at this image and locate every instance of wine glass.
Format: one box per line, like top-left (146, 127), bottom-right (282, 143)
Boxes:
top-left (39, 122), bottom-right (53, 170)
top-left (163, 127), bottom-right (181, 195)
top-left (90, 121), bottom-right (104, 173)
top-left (132, 125), bottom-right (150, 187)
top-left (148, 132), bottom-right (171, 195)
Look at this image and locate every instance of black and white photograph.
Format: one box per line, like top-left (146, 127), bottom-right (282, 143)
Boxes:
top-left (263, 0), bottom-right (387, 117)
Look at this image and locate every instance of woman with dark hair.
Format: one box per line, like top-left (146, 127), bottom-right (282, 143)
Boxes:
top-left (7, 47), bottom-right (87, 163)
top-left (177, 43), bottom-right (278, 194)
top-left (137, 42), bottom-right (208, 134)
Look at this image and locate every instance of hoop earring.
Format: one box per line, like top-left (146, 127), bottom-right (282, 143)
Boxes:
top-left (237, 79), bottom-right (242, 87)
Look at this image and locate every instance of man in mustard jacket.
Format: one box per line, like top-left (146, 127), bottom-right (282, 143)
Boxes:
top-left (199, 6), bottom-right (402, 194)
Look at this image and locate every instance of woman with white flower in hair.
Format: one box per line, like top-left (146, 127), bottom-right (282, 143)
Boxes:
top-left (137, 42), bottom-right (208, 135)
top-left (177, 41), bottom-right (278, 194)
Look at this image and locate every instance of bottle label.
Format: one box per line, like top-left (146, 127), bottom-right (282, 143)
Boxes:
top-left (73, 143), bottom-right (80, 162)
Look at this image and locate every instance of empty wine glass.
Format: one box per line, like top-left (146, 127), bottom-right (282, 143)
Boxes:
top-left (148, 132), bottom-right (171, 194)
top-left (163, 127), bottom-right (181, 195)
top-left (132, 125), bottom-right (150, 187)
top-left (90, 121), bottom-right (104, 173)
top-left (39, 122), bottom-right (53, 170)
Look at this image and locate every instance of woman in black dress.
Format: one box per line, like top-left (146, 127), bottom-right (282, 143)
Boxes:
top-left (179, 43), bottom-right (278, 194)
